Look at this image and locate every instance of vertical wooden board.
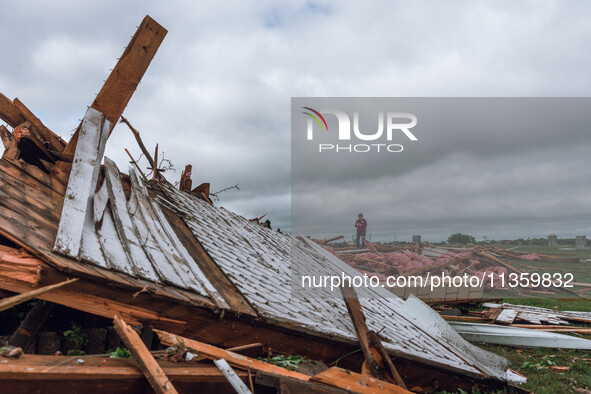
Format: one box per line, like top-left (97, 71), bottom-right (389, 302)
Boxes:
top-left (92, 16), bottom-right (167, 126)
top-left (113, 316), bottom-right (178, 394)
top-left (54, 107), bottom-right (110, 257)
top-left (103, 158), bottom-right (158, 281)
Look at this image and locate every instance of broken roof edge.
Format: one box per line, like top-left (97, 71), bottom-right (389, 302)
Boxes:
top-left (302, 236), bottom-right (511, 382)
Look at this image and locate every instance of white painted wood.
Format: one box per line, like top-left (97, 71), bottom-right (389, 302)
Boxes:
top-left (103, 157), bottom-right (159, 281)
top-left (495, 309), bottom-right (518, 325)
top-left (79, 220), bottom-right (108, 267)
top-left (126, 168), bottom-right (197, 291)
top-left (144, 183), bottom-right (229, 308)
top-left (93, 179), bottom-right (109, 223)
top-left (97, 207), bottom-right (134, 275)
top-left (213, 359), bottom-right (252, 394)
top-left (54, 107), bottom-right (110, 256)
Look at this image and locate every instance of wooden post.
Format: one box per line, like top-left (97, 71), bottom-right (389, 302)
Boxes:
top-left (340, 285), bottom-right (406, 388)
top-left (61, 15), bottom-right (168, 161)
top-left (8, 300), bottom-right (55, 351)
top-left (340, 285), bottom-right (380, 378)
top-left (180, 165), bottom-right (192, 191)
top-left (113, 315), bottom-right (178, 394)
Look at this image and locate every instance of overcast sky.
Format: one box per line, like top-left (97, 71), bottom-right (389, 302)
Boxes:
top-left (1, 1), bottom-right (590, 240)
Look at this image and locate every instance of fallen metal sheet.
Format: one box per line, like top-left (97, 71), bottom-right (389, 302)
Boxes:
top-left (158, 184), bottom-right (512, 382)
top-left (449, 321), bottom-right (591, 349)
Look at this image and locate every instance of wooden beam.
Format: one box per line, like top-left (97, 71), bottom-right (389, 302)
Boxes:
top-left (0, 92), bottom-right (26, 127)
top-left (114, 315), bottom-right (178, 394)
top-left (13, 98), bottom-right (66, 153)
top-left (310, 367), bottom-right (411, 394)
top-left (0, 278), bottom-right (78, 313)
top-left (8, 300), bottom-right (55, 350)
top-left (0, 125), bottom-right (13, 148)
top-left (93, 16), bottom-right (167, 126)
top-left (154, 329), bottom-right (311, 381)
top-left (62, 15), bottom-right (167, 161)
top-left (340, 286), bottom-right (406, 388)
top-left (340, 285), bottom-right (380, 378)
top-left (0, 354), bottom-right (251, 393)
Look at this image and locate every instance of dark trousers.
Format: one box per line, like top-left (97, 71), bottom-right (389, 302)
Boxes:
top-left (356, 232), bottom-right (366, 248)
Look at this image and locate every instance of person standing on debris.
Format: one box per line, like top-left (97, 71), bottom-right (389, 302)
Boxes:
top-left (355, 213), bottom-right (367, 248)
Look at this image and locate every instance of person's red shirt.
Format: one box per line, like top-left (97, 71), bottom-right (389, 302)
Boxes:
top-left (355, 218), bottom-right (367, 233)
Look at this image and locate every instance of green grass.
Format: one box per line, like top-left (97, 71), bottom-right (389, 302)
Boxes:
top-left (478, 345), bottom-right (591, 394)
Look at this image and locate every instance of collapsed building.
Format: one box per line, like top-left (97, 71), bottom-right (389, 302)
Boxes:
top-left (0, 15), bottom-right (526, 393)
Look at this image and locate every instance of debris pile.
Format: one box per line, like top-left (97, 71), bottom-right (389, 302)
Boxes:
top-left (0, 14), bottom-right (540, 393)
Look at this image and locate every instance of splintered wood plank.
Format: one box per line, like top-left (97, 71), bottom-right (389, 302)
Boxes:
top-left (92, 16), bottom-right (167, 126)
top-left (0, 125), bottom-right (12, 147)
top-left (0, 278), bottom-right (78, 312)
top-left (54, 107), bottom-right (110, 257)
top-left (0, 92), bottom-right (26, 127)
top-left (340, 285), bottom-right (379, 377)
top-left (0, 245), bottom-right (43, 285)
top-left (310, 367), bottom-right (411, 394)
top-left (154, 329), bottom-right (311, 381)
top-left (113, 315), bottom-right (179, 394)
top-left (61, 16), bottom-right (167, 161)
top-left (103, 158), bottom-right (159, 281)
top-left (213, 359), bottom-right (252, 394)
top-left (13, 98), bottom-right (66, 153)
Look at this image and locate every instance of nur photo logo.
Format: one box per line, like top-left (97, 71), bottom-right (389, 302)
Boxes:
top-left (302, 107), bottom-right (418, 153)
